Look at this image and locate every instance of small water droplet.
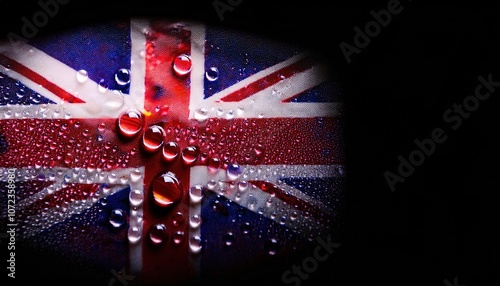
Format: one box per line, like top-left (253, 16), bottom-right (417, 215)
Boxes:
top-left (142, 125), bottom-right (166, 152)
top-left (109, 209), bottom-right (126, 228)
top-left (115, 68), bottom-right (131, 86)
top-left (173, 231), bottom-right (184, 245)
top-left (189, 185), bottom-right (203, 204)
top-left (265, 238), bottom-right (280, 255)
top-left (189, 235), bottom-right (202, 253)
top-left (205, 67), bottom-right (219, 81)
top-left (223, 231), bottom-right (235, 246)
top-left (208, 157), bottom-right (220, 171)
top-left (148, 223), bottom-right (167, 246)
top-left (118, 109), bottom-right (144, 138)
top-left (151, 171), bottom-right (182, 208)
top-left (241, 221), bottom-right (252, 234)
top-left (181, 146), bottom-right (198, 165)
top-left (172, 211), bottom-right (184, 226)
top-left (173, 54), bottom-right (192, 76)
top-left (227, 163), bottom-right (242, 180)
top-left (129, 169), bottom-right (143, 182)
top-left (194, 108), bottom-right (208, 122)
top-left (76, 69), bottom-right (88, 83)
top-left (162, 141), bottom-right (179, 162)
top-left (189, 214), bottom-right (201, 228)
top-left (128, 226), bottom-right (142, 244)
top-left (98, 79), bottom-right (109, 93)
top-left (129, 189), bottom-right (144, 207)
top-left (238, 181), bottom-right (249, 191)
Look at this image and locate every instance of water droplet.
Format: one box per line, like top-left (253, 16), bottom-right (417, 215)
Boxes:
top-left (172, 211), bottom-right (184, 226)
top-left (238, 181), bottom-right (249, 191)
top-left (241, 221), bottom-right (252, 234)
top-left (181, 146), bottom-right (198, 165)
top-left (189, 185), bottom-right (203, 204)
top-left (109, 209), bottom-right (126, 228)
top-left (76, 69), bottom-right (88, 83)
top-left (189, 235), bottom-right (202, 253)
top-left (265, 238), bottom-right (280, 255)
top-left (148, 224), bottom-right (167, 246)
top-left (129, 189), bottom-right (144, 207)
top-left (194, 108), bottom-right (208, 122)
top-left (118, 109), bottom-right (144, 138)
top-left (206, 180), bottom-right (217, 190)
top-left (173, 231), bottom-right (184, 245)
top-left (142, 125), bottom-right (166, 152)
top-left (115, 68), bottom-right (131, 86)
top-left (227, 163), bottom-right (242, 180)
top-left (205, 67), bottom-right (219, 81)
top-left (63, 152), bottom-right (74, 166)
top-left (151, 171), bottom-right (182, 208)
top-left (162, 141), bottom-right (179, 162)
top-left (189, 214), bottom-right (201, 228)
top-left (129, 169), bottom-right (143, 182)
top-left (98, 79), bottom-right (109, 93)
top-left (223, 231), bottom-right (235, 246)
top-left (173, 54), bottom-right (192, 76)
top-left (105, 93), bottom-right (125, 110)
top-left (208, 157), bottom-right (220, 171)
top-left (128, 226), bottom-right (142, 244)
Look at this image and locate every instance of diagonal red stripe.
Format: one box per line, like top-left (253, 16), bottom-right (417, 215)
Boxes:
top-left (0, 53), bottom-right (85, 103)
top-left (218, 56), bottom-right (315, 102)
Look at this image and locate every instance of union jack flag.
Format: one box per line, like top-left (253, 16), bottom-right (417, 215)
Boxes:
top-left (0, 19), bottom-right (345, 285)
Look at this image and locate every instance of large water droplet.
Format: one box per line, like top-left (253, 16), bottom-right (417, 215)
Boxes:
top-left (118, 109), bottom-right (144, 138)
top-left (173, 54), bottom-right (192, 76)
top-left (181, 146), bottom-right (199, 165)
top-left (115, 68), bottom-right (131, 86)
top-left (76, 69), bottom-right (88, 83)
top-left (162, 141), bottom-right (179, 162)
top-left (109, 209), bottom-right (126, 228)
top-left (148, 223), bottom-right (167, 246)
top-left (189, 185), bottom-right (203, 204)
top-left (205, 67), bottom-right (219, 82)
top-left (142, 125), bottom-right (166, 152)
top-left (151, 171), bottom-right (182, 208)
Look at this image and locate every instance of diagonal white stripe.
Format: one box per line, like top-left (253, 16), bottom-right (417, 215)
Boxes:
top-left (0, 39), bottom-right (143, 118)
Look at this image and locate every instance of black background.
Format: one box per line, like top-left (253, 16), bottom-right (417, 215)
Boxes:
top-left (1, 1), bottom-right (499, 285)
